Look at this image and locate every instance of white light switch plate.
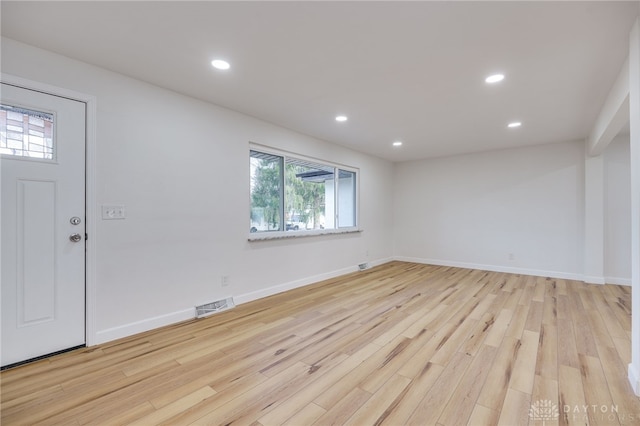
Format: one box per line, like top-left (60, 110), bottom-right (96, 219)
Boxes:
top-left (102, 205), bottom-right (126, 220)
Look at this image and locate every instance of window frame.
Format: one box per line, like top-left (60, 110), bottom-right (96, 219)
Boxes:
top-left (0, 103), bottom-right (57, 162)
top-left (249, 144), bottom-right (360, 241)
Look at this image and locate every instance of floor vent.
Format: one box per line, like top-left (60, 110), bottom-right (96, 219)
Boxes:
top-left (358, 262), bottom-right (369, 271)
top-left (195, 297), bottom-right (235, 319)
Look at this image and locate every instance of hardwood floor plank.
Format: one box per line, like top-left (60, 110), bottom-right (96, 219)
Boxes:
top-left (405, 351), bottom-right (473, 425)
top-left (579, 354), bottom-right (618, 425)
top-left (1, 347), bottom-right (130, 401)
top-left (531, 375), bottom-right (560, 426)
top-left (314, 334), bottom-right (415, 406)
top-left (1, 261), bottom-right (637, 426)
top-left (312, 387), bottom-right (372, 426)
top-left (496, 388), bottom-right (531, 426)
top-left (226, 351), bottom-right (351, 426)
top-left (0, 385), bottom-right (66, 423)
top-left (468, 293), bottom-right (496, 320)
top-left (101, 401), bottom-right (157, 425)
top-left (505, 303), bottom-right (530, 340)
top-left (476, 336), bottom-right (521, 411)
top-left (597, 345), bottom-right (640, 425)
top-left (429, 317), bottom-right (478, 366)
top-left (502, 287), bottom-right (523, 312)
top-left (586, 304), bottom-right (617, 351)
top-left (461, 311), bottom-right (497, 356)
top-left (542, 282), bottom-right (558, 326)
top-left (536, 323), bottom-right (558, 380)
top-left (467, 404), bottom-right (500, 426)
top-left (558, 365), bottom-right (588, 426)
top-left (509, 329), bottom-right (539, 394)
top-left (400, 303), bottom-right (448, 339)
top-left (602, 285), bottom-right (631, 332)
top-left (0, 384), bottom-right (63, 412)
top-left (343, 374), bottom-right (411, 426)
top-left (593, 287), bottom-right (629, 340)
top-left (533, 277), bottom-right (547, 302)
top-left (519, 284), bottom-right (535, 307)
top-left (484, 308), bottom-right (514, 347)
top-left (524, 301), bottom-right (544, 334)
top-left (556, 293), bottom-right (571, 321)
top-left (258, 325), bottom-right (352, 378)
top-left (613, 336), bottom-right (632, 365)
top-left (187, 362), bottom-right (312, 425)
top-left (255, 353), bottom-right (350, 426)
top-left (149, 367), bottom-right (239, 409)
top-left (281, 402), bottom-right (326, 426)
top-left (557, 301), bottom-right (581, 369)
top-left (4, 359), bottom-right (177, 424)
top-left (360, 331), bottom-right (434, 394)
top-left (129, 386), bottom-right (216, 426)
top-left (396, 322), bottom-right (455, 378)
top-left (377, 362), bottom-right (445, 425)
top-left (72, 360), bottom-right (189, 424)
top-left (372, 308), bottom-right (429, 346)
top-left (156, 371), bottom-right (269, 425)
top-left (438, 344), bottom-right (498, 425)
top-left (568, 286), bottom-right (600, 358)
top-left (445, 296), bottom-right (483, 329)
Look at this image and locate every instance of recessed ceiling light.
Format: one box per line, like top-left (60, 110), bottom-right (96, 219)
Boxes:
top-left (335, 115), bottom-right (348, 122)
top-left (392, 141), bottom-right (403, 147)
top-left (211, 59), bottom-right (230, 70)
top-left (508, 122), bottom-right (522, 128)
top-left (485, 74), bottom-right (505, 84)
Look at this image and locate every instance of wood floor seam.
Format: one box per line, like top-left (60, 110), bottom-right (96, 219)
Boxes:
top-left (1, 261), bottom-right (638, 425)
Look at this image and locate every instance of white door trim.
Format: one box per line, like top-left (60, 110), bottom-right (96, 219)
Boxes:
top-left (1, 73), bottom-right (98, 346)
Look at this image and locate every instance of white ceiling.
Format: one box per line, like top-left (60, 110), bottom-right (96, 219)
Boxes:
top-left (1, 1), bottom-right (638, 162)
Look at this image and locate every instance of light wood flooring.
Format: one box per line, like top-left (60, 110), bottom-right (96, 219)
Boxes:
top-left (2, 261), bottom-right (639, 425)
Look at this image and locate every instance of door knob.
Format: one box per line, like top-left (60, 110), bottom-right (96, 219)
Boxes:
top-left (69, 233), bottom-right (83, 243)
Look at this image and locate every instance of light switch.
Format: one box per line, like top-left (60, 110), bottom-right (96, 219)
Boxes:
top-left (102, 205), bottom-right (126, 220)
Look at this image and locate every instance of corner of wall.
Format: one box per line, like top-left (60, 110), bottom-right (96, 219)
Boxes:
top-left (582, 276), bottom-right (607, 285)
top-left (629, 363), bottom-right (640, 396)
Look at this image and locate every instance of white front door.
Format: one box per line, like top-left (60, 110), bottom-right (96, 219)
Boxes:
top-left (1, 83), bottom-right (86, 367)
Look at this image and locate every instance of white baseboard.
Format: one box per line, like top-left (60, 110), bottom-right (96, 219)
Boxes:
top-left (583, 275), bottom-right (606, 285)
top-left (605, 276), bottom-right (632, 286)
top-left (95, 308), bottom-right (194, 345)
top-left (94, 257), bottom-right (394, 345)
top-left (94, 256), bottom-right (621, 346)
top-left (394, 256), bottom-right (586, 281)
top-left (366, 257), bottom-right (394, 269)
top-left (395, 256), bottom-right (636, 285)
top-left (234, 257), bottom-right (393, 305)
top-left (629, 363), bottom-right (640, 396)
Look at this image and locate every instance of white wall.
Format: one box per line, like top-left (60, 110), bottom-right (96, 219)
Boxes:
top-left (1, 38), bottom-right (395, 343)
top-left (393, 141), bottom-right (586, 279)
top-left (603, 135), bottom-right (631, 284)
top-left (2, 36), bottom-right (633, 348)
top-left (628, 17), bottom-right (640, 396)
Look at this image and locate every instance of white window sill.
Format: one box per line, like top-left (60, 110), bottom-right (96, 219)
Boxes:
top-left (248, 228), bottom-right (362, 241)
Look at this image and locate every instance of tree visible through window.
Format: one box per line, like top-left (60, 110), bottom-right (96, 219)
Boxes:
top-left (250, 151), bottom-right (282, 232)
top-left (250, 148), bottom-right (357, 234)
